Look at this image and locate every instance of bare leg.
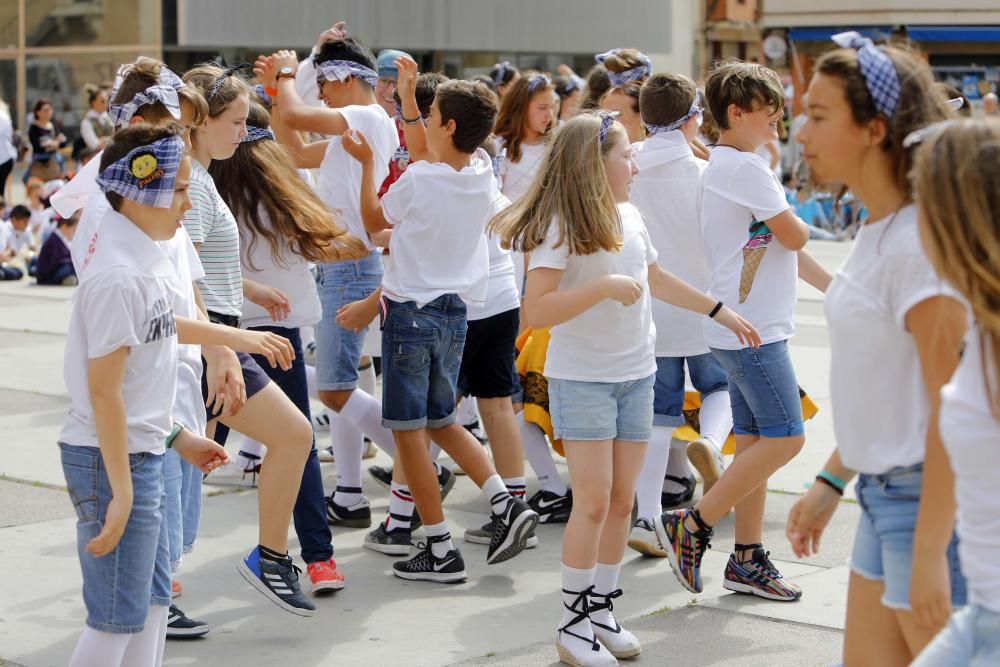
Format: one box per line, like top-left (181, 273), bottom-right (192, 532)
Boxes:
top-left (478, 397), bottom-right (524, 479)
top-left (393, 429), bottom-right (443, 525)
top-left (843, 572), bottom-right (911, 667)
top-left (561, 439), bottom-right (613, 569)
top-left (425, 423), bottom-right (497, 487)
top-left (596, 440), bottom-right (648, 565)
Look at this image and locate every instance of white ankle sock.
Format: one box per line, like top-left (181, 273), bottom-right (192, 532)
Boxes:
top-left (329, 410), bottom-right (364, 506)
top-left (636, 427), bottom-right (671, 520)
top-left (358, 359), bottom-right (376, 398)
top-left (520, 413), bottom-right (567, 495)
top-left (121, 605), bottom-right (168, 667)
top-left (69, 627), bottom-right (130, 667)
top-left (305, 363), bottom-right (319, 401)
top-left (424, 520), bottom-right (454, 559)
top-left (457, 396), bottom-right (479, 426)
top-left (559, 564), bottom-right (597, 645)
top-left (503, 476), bottom-right (527, 500)
top-left (699, 390), bottom-right (733, 450)
top-left (387, 482), bottom-right (414, 531)
top-left (339, 389), bottom-right (397, 455)
top-left (590, 561), bottom-right (623, 627)
top-left (482, 474), bottom-right (512, 513)
top-left (663, 437), bottom-right (694, 494)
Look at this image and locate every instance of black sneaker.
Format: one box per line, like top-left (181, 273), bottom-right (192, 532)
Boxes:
top-left (487, 496), bottom-right (540, 564)
top-left (392, 535), bottom-right (467, 583)
top-left (325, 492), bottom-right (372, 528)
top-left (364, 522), bottom-right (413, 556)
top-left (166, 604), bottom-right (210, 639)
top-left (463, 420), bottom-right (489, 445)
top-left (661, 475), bottom-right (696, 509)
top-left (464, 520), bottom-right (538, 548)
top-left (527, 488), bottom-right (573, 524)
top-left (368, 465), bottom-right (457, 501)
top-left (237, 547), bottom-right (316, 617)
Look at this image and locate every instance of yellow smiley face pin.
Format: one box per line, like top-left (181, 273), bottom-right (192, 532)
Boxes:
top-left (130, 152), bottom-right (158, 180)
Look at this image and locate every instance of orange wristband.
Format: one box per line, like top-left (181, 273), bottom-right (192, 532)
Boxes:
top-left (264, 86), bottom-right (278, 98)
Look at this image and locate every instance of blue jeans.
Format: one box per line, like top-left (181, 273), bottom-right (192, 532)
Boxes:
top-left (163, 449), bottom-right (203, 570)
top-left (710, 340), bottom-right (804, 438)
top-left (653, 353), bottom-right (729, 427)
top-left (381, 294), bottom-right (467, 431)
top-left (912, 605), bottom-right (1000, 666)
top-left (249, 325), bottom-right (333, 564)
top-left (549, 373), bottom-right (655, 442)
top-left (60, 443), bottom-right (170, 633)
top-left (315, 252), bottom-right (383, 391)
top-left (851, 464), bottom-right (966, 611)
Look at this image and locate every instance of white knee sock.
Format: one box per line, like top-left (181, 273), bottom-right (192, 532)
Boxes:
top-left (358, 360), bottom-right (376, 399)
top-left (329, 410), bottom-right (364, 506)
top-left (519, 413), bottom-right (567, 495)
top-left (69, 627), bottom-right (130, 667)
top-left (456, 396), bottom-right (479, 426)
top-left (121, 605), bottom-right (168, 667)
top-left (339, 389), bottom-right (396, 456)
top-left (483, 474), bottom-right (513, 513)
top-left (239, 436), bottom-right (265, 459)
top-left (386, 482), bottom-right (414, 531)
top-left (559, 564), bottom-right (596, 646)
top-left (503, 476), bottom-right (527, 500)
top-left (590, 561), bottom-right (624, 627)
top-left (635, 426), bottom-right (671, 520)
top-left (699, 390), bottom-right (734, 450)
top-left (663, 437), bottom-right (694, 493)
top-left (429, 443), bottom-right (442, 462)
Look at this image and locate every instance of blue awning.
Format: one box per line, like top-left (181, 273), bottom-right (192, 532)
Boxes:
top-left (789, 26), bottom-right (1000, 42)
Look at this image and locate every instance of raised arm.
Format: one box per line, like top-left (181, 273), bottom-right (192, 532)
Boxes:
top-left (255, 54), bottom-right (327, 169)
top-left (269, 50), bottom-right (349, 136)
top-left (395, 57), bottom-right (434, 163)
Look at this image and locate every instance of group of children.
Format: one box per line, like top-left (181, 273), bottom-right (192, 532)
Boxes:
top-left (52, 20), bottom-right (1000, 667)
top-left (0, 177), bottom-right (77, 284)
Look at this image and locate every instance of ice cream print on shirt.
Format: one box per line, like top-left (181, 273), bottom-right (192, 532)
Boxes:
top-left (739, 217), bottom-right (772, 303)
top-left (145, 296), bottom-right (176, 343)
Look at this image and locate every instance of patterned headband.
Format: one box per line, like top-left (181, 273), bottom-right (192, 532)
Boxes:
top-left (493, 61), bottom-right (512, 86)
top-left (241, 125), bottom-right (275, 143)
top-left (564, 74), bottom-right (586, 94)
top-left (491, 147), bottom-right (507, 179)
top-left (831, 32), bottom-right (900, 122)
top-left (645, 102), bottom-right (703, 136)
top-left (207, 63), bottom-right (252, 100)
top-left (316, 59), bottom-right (379, 89)
top-left (96, 135), bottom-right (185, 209)
top-left (527, 74), bottom-right (552, 95)
top-left (594, 49), bottom-right (652, 87)
top-left (108, 63), bottom-right (185, 127)
top-left (598, 111), bottom-right (620, 144)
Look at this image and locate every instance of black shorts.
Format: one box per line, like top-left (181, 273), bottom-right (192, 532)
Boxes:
top-left (201, 311), bottom-right (271, 422)
top-left (457, 307), bottom-right (520, 399)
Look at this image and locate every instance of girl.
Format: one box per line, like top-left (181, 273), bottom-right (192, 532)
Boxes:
top-left (27, 98), bottom-right (67, 181)
top-left (79, 84), bottom-right (114, 152)
top-left (181, 63), bottom-right (316, 615)
top-left (210, 102), bottom-right (368, 593)
top-left (490, 61), bottom-right (521, 100)
top-left (553, 74), bottom-right (584, 123)
top-left (600, 82), bottom-right (643, 144)
top-left (910, 118), bottom-right (1000, 667)
top-left (786, 33), bottom-right (965, 664)
top-left (492, 112), bottom-right (758, 667)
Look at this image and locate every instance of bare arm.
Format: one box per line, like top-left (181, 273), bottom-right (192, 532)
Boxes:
top-left (395, 57), bottom-right (434, 163)
top-left (797, 248), bottom-right (833, 293)
top-left (764, 141), bottom-right (780, 170)
top-left (763, 208), bottom-right (810, 252)
top-left (270, 51), bottom-right (349, 136)
top-left (522, 267), bottom-right (632, 329)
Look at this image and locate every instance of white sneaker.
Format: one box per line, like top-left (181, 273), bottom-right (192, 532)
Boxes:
top-left (204, 451), bottom-right (261, 488)
top-left (626, 519), bottom-right (666, 558)
top-left (318, 446), bottom-right (335, 463)
top-left (312, 411), bottom-right (330, 433)
top-left (687, 437), bottom-right (726, 496)
top-left (590, 590), bottom-right (641, 659)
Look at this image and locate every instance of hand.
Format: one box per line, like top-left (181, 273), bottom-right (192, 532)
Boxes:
top-left (395, 56), bottom-right (419, 105)
top-left (173, 429), bottom-right (231, 474)
top-left (227, 329), bottom-right (295, 371)
top-left (910, 553), bottom-right (953, 634)
top-left (602, 274), bottom-right (644, 306)
top-left (557, 64), bottom-right (576, 77)
top-left (315, 21), bottom-right (347, 51)
top-left (254, 54), bottom-right (277, 88)
top-left (341, 128), bottom-right (373, 164)
top-left (203, 346), bottom-right (247, 417)
top-left (270, 49), bottom-right (299, 75)
top-left (336, 296), bottom-right (378, 333)
top-left (245, 280), bottom-right (291, 321)
top-left (714, 305), bottom-right (762, 348)
top-left (85, 492), bottom-right (132, 558)
top-left (786, 483), bottom-right (841, 558)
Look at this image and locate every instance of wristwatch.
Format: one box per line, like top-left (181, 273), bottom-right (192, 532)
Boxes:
top-left (276, 66), bottom-right (296, 82)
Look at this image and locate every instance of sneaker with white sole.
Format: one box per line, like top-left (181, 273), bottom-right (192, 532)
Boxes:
top-left (464, 520), bottom-right (538, 548)
top-left (368, 464), bottom-right (456, 500)
top-left (166, 605), bottom-right (209, 639)
top-left (364, 522), bottom-right (413, 556)
top-left (203, 451), bottom-right (262, 488)
top-left (312, 412), bottom-right (331, 433)
top-left (237, 547), bottom-right (316, 617)
top-left (391, 535), bottom-right (467, 583)
top-left (723, 545), bottom-right (802, 602)
top-left (589, 588), bottom-right (642, 659)
top-left (528, 488), bottom-right (573, 524)
top-left (687, 437), bottom-right (726, 496)
top-left (318, 446), bottom-right (335, 463)
top-left (626, 518), bottom-right (666, 558)
top-left (325, 493), bottom-right (372, 528)
top-left (487, 496), bottom-right (539, 564)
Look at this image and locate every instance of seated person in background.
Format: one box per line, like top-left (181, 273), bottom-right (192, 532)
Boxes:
top-left (0, 213), bottom-right (23, 281)
top-left (36, 213), bottom-right (78, 285)
top-left (5, 205), bottom-right (38, 276)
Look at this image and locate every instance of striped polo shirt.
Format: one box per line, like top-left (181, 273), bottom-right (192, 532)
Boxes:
top-left (182, 161), bottom-right (243, 317)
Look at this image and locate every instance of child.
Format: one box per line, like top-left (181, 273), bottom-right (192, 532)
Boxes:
top-left (600, 82), bottom-right (643, 143)
top-left (578, 65), bottom-right (611, 112)
top-left (655, 60), bottom-right (831, 602)
top-left (5, 204), bottom-right (37, 275)
top-left (490, 61), bottom-right (521, 100)
top-left (626, 73), bottom-right (733, 558)
top-left (785, 35), bottom-right (964, 663)
top-left (594, 48), bottom-right (651, 88)
top-left (494, 73), bottom-right (557, 207)
top-left (0, 209), bottom-right (23, 281)
top-left (492, 112), bottom-right (758, 666)
top-left (264, 38), bottom-right (402, 529)
top-left (910, 118), bottom-right (1000, 667)
top-left (553, 73), bottom-right (584, 123)
top-left (36, 213), bottom-right (77, 285)
top-left (337, 74), bottom-right (540, 582)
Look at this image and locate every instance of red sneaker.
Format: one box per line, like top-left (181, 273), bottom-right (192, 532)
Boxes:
top-left (307, 558), bottom-right (346, 595)
top-left (171, 580), bottom-right (183, 599)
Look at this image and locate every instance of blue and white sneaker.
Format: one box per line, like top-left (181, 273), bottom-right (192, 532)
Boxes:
top-left (237, 547), bottom-right (316, 617)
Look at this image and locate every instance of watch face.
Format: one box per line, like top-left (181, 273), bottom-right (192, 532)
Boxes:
top-left (279, 66), bottom-right (295, 77)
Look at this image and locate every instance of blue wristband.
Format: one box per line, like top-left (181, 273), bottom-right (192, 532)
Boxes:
top-left (817, 470), bottom-right (847, 493)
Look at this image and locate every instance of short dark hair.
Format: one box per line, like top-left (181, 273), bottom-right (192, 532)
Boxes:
top-left (640, 73), bottom-right (698, 127)
top-left (9, 204), bottom-right (30, 221)
top-left (471, 74), bottom-right (498, 97)
top-left (393, 72), bottom-right (449, 118)
top-left (705, 60), bottom-right (784, 131)
top-left (100, 123), bottom-right (185, 211)
top-left (434, 80), bottom-right (499, 153)
top-left (314, 37), bottom-right (377, 83)
top-left (33, 98), bottom-right (52, 114)
top-left (56, 214), bottom-right (78, 228)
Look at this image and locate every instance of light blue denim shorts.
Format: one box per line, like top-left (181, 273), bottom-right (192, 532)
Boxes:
top-left (710, 340), bottom-right (804, 438)
top-left (912, 605), bottom-right (1000, 666)
top-left (548, 373), bottom-right (655, 442)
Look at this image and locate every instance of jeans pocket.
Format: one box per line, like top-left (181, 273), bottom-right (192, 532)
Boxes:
top-left (392, 323), bottom-right (434, 376)
top-left (444, 327), bottom-right (467, 373)
top-left (880, 472), bottom-right (922, 501)
top-left (61, 449), bottom-right (99, 523)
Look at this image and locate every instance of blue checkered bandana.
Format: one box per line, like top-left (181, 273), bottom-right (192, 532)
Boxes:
top-left (96, 135), bottom-right (185, 209)
top-left (108, 63), bottom-right (185, 128)
top-left (491, 147), bottom-right (506, 179)
top-left (594, 49), bottom-right (652, 87)
top-left (831, 31), bottom-right (900, 122)
top-left (598, 111), bottom-right (620, 144)
top-left (241, 125), bottom-right (275, 143)
top-left (645, 102), bottom-right (703, 137)
top-left (527, 74), bottom-right (552, 95)
top-left (493, 61), bottom-right (513, 86)
top-left (316, 59), bottom-right (379, 89)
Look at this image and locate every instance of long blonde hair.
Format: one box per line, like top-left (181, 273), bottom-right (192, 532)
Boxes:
top-left (911, 117), bottom-right (1000, 415)
top-left (489, 113), bottom-right (625, 256)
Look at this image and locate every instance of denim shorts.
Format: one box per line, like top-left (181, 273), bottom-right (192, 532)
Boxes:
top-left (710, 340), bottom-right (804, 438)
top-left (653, 353), bottom-right (729, 427)
top-left (912, 605), bottom-right (1000, 666)
top-left (548, 373), bottom-right (655, 442)
top-left (315, 251), bottom-right (384, 391)
top-left (851, 463), bottom-right (966, 611)
top-left (60, 443), bottom-right (171, 634)
top-left (381, 294), bottom-right (467, 431)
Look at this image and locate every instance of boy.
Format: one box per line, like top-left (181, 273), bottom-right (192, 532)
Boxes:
top-left (655, 61), bottom-right (830, 600)
top-left (5, 204), bottom-right (38, 276)
top-left (0, 208), bottom-right (23, 281)
top-left (35, 213), bottom-right (77, 285)
top-left (339, 73), bottom-right (538, 582)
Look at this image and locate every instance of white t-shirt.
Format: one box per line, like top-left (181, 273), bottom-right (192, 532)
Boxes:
top-left (529, 202), bottom-right (658, 383)
top-left (5, 223), bottom-right (34, 253)
top-left (59, 210), bottom-right (178, 455)
top-left (941, 327), bottom-right (1000, 613)
top-left (468, 190), bottom-right (519, 321)
top-left (700, 146), bottom-right (795, 350)
top-left (238, 206), bottom-right (322, 330)
top-left (29, 207), bottom-right (55, 242)
top-left (826, 206), bottom-right (960, 474)
top-left (498, 140), bottom-right (547, 290)
top-left (315, 104), bottom-right (398, 252)
top-left (380, 151), bottom-right (495, 308)
top-left (53, 152), bottom-right (101, 221)
top-left (0, 110), bottom-right (15, 165)
top-left (631, 132), bottom-right (711, 357)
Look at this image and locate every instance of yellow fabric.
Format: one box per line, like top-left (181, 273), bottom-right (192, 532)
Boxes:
top-left (515, 328), bottom-right (565, 456)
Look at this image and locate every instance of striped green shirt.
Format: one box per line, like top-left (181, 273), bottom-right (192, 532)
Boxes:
top-left (182, 161), bottom-right (243, 317)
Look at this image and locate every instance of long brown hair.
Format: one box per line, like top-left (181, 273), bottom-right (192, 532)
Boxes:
top-left (489, 113), bottom-right (625, 257)
top-left (494, 73), bottom-right (555, 163)
top-left (209, 103), bottom-right (367, 269)
top-left (911, 118), bottom-right (1000, 416)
